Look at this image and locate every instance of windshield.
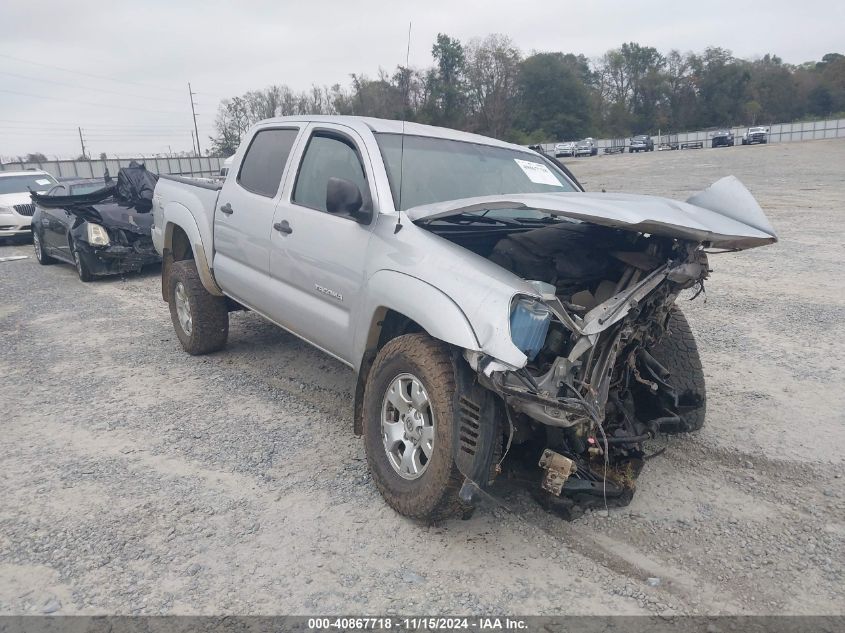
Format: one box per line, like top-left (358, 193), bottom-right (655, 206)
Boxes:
top-left (0, 173), bottom-right (58, 195)
top-left (749, 127), bottom-right (766, 133)
top-left (375, 133), bottom-right (577, 210)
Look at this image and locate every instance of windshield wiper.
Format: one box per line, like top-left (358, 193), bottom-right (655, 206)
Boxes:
top-left (427, 212), bottom-right (523, 227)
top-left (513, 216), bottom-right (563, 224)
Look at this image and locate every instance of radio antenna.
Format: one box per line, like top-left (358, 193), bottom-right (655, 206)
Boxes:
top-left (395, 21), bottom-right (412, 234)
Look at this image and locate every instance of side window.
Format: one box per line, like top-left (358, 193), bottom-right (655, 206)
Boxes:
top-left (293, 133), bottom-right (368, 213)
top-left (237, 128), bottom-right (299, 197)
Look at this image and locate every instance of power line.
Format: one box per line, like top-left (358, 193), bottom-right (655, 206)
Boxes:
top-left (0, 53), bottom-right (185, 95)
top-left (0, 53), bottom-right (226, 99)
top-left (0, 70), bottom-right (187, 104)
top-left (0, 88), bottom-right (189, 114)
top-left (0, 120), bottom-right (208, 131)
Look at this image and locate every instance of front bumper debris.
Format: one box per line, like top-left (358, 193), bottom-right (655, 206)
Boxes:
top-left (77, 238), bottom-right (160, 276)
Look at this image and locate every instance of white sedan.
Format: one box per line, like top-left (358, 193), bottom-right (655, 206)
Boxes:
top-left (0, 170), bottom-right (58, 241)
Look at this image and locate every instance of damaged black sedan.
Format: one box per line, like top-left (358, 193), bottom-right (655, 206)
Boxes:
top-left (31, 163), bottom-right (160, 281)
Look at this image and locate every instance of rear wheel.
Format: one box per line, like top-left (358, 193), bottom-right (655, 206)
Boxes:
top-left (363, 333), bottom-right (465, 522)
top-left (33, 231), bottom-right (56, 265)
top-left (648, 307), bottom-right (706, 432)
top-left (168, 260), bottom-right (229, 355)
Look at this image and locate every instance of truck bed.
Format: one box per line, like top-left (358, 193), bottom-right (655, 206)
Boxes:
top-left (152, 174), bottom-right (222, 261)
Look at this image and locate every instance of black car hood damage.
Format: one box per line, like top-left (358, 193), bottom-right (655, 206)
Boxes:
top-left (66, 202), bottom-right (155, 233)
top-left (31, 162), bottom-right (158, 234)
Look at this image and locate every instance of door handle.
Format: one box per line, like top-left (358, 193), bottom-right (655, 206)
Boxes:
top-left (219, 202), bottom-right (234, 215)
top-left (273, 220), bottom-right (293, 235)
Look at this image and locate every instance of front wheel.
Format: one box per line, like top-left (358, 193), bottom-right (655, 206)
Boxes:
top-left (73, 246), bottom-right (93, 282)
top-left (648, 307), bottom-right (706, 432)
top-left (33, 231), bottom-right (56, 265)
top-left (363, 333), bottom-right (465, 521)
top-left (168, 260), bottom-right (229, 355)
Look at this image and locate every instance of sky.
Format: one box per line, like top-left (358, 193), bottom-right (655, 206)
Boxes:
top-left (1, 0), bottom-right (842, 160)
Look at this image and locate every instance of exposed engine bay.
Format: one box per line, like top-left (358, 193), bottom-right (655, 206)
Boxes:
top-left (424, 215), bottom-right (712, 515)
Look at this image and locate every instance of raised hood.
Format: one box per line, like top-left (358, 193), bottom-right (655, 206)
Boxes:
top-left (407, 175), bottom-right (777, 250)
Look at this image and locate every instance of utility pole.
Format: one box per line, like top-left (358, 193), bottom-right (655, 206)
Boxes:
top-left (191, 129), bottom-right (197, 156)
top-left (78, 127), bottom-right (87, 159)
top-left (188, 82), bottom-right (201, 157)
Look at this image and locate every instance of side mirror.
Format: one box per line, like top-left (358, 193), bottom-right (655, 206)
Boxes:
top-left (326, 177), bottom-right (372, 223)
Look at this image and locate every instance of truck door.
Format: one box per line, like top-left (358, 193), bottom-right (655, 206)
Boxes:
top-left (267, 124), bottom-right (377, 365)
top-left (212, 126), bottom-right (301, 315)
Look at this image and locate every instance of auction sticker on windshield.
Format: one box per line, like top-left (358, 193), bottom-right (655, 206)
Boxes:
top-left (513, 159), bottom-right (561, 186)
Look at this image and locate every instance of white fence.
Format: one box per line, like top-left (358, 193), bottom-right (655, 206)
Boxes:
top-left (538, 117), bottom-right (845, 154)
top-left (0, 155), bottom-right (224, 179)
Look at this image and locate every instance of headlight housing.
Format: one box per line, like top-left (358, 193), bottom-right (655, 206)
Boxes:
top-left (0, 206), bottom-right (14, 216)
top-left (86, 223), bottom-right (110, 246)
top-left (510, 296), bottom-right (551, 361)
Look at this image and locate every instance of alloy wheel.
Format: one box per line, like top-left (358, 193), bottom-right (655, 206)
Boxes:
top-left (174, 281), bottom-right (193, 336)
top-left (381, 373), bottom-right (435, 480)
top-left (33, 233), bottom-right (42, 261)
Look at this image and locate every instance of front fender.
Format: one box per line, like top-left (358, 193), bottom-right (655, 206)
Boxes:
top-left (352, 270), bottom-right (481, 372)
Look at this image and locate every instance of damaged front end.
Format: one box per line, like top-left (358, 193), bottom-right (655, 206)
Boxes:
top-left (70, 213), bottom-right (160, 276)
top-left (469, 240), bottom-right (709, 513)
top-left (411, 176), bottom-right (777, 515)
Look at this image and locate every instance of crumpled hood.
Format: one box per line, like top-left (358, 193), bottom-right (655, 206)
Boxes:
top-left (67, 202), bottom-right (154, 235)
top-left (407, 176), bottom-right (777, 250)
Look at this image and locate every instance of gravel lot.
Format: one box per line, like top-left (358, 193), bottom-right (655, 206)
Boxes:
top-left (1, 139), bottom-right (843, 616)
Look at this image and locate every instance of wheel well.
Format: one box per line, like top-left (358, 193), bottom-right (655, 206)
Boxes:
top-left (161, 224), bottom-right (194, 301)
top-left (170, 225), bottom-right (193, 262)
top-left (376, 309), bottom-right (423, 350)
top-left (353, 309), bottom-right (425, 436)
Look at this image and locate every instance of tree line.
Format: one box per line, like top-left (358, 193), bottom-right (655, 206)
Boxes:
top-left (210, 34), bottom-right (845, 155)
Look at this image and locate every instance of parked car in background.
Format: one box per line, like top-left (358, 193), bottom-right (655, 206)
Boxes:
top-left (151, 115), bottom-right (777, 522)
top-left (711, 130), bottom-right (735, 147)
top-left (0, 170), bottom-right (58, 242)
top-left (554, 141), bottom-right (576, 157)
top-left (629, 135), bottom-right (654, 152)
top-left (742, 126), bottom-right (768, 145)
top-left (575, 138), bottom-right (597, 156)
top-left (31, 163), bottom-right (161, 281)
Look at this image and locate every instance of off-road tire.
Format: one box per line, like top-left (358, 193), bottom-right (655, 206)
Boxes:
top-left (648, 307), bottom-right (706, 432)
top-left (168, 260), bottom-right (228, 355)
top-left (33, 230), bottom-right (56, 265)
top-left (363, 333), bottom-right (465, 522)
top-left (73, 246), bottom-right (93, 282)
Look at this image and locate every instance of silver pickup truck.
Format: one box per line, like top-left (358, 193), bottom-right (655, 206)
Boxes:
top-left (152, 115), bottom-right (777, 521)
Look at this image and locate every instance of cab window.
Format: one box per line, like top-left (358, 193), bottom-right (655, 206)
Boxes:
top-left (292, 132), bottom-right (368, 214)
top-left (237, 128), bottom-right (299, 197)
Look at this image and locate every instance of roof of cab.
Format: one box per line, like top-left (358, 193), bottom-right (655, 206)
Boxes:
top-left (250, 115), bottom-right (528, 152)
